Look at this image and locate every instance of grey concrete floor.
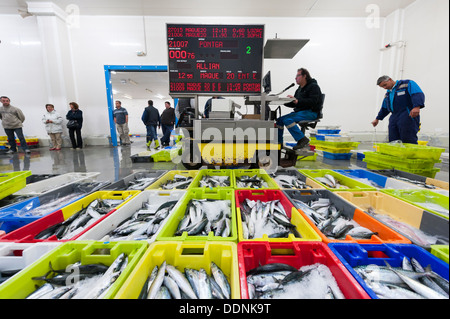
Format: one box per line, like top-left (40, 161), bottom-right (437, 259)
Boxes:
top-left (1, 137), bottom-right (448, 183)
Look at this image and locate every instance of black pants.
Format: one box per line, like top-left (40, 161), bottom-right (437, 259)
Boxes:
top-left (161, 124), bottom-right (174, 145)
top-left (69, 127), bottom-right (83, 148)
top-left (4, 128), bottom-right (29, 152)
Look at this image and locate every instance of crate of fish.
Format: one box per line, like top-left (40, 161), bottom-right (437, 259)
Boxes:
top-left (77, 190), bottom-right (186, 244)
top-left (145, 170), bottom-right (199, 191)
top-left (335, 191), bottom-right (449, 250)
top-left (364, 151), bottom-right (440, 171)
top-left (0, 242), bottom-right (61, 286)
top-left (312, 141), bottom-right (360, 154)
top-left (190, 169), bottom-right (235, 190)
top-left (0, 171), bottom-right (32, 201)
top-left (156, 188), bottom-right (237, 242)
top-left (334, 169), bottom-right (422, 190)
top-left (270, 168), bottom-right (325, 190)
top-left (0, 241), bottom-right (148, 299)
top-left (103, 170), bottom-right (168, 191)
top-left (430, 245), bottom-right (449, 264)
top-left (328, 243), bottom-right (449, 299)
top-left (14, 172), bottom-right (101, 196)
top-left (235, 189), bottom-right (321, 243)
top-left (0, 181), bottom-right (109, 234)
top-left (0, 190), bottom-right (140, 243)
top-left (381, 189), bottom-right (449, 220)
top-left (233, 169), bottom-right (279, 190)
top-left (299, 169), bottom-right (377, 192)
top-left (284, 189), bottom-right (410, 245)
top-left (151, 145), bottom-right (182, 162)
top-left (375, 143), bottom-right (445, 161)
top-left (369, 169), bottom-right (449, 192)
top-left (237, 241), bottom-right (370, 299)
top-left (115, 241), bottom-right (240, 299)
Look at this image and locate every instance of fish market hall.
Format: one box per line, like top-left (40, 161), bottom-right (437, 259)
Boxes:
top-left (0, 0), bottom-right (449, 301)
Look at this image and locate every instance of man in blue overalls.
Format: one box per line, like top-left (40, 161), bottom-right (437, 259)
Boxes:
top-left (372, 75), bottom-right (425, 144)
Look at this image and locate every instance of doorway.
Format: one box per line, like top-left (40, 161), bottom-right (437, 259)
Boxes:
top-left (104, 65), bottom-right (169, 147)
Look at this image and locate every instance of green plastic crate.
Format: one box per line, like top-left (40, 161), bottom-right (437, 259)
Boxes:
top-left (363, 158), bottom-right (440, 178)
top-left (145, 170), bottom-right (199, 190)
top-left (156, 188), bottom-right (237, 242)
top-left (299, 169), bottom-right (377, 192)
top-left (0, 171), bottom-right (32, 200)
top-left (233, 169), bottom-right (279, 190)
top-left (375, 143), bottom-right (445, 161)
top-left (190, 169), bottom-right (235, 190)
top-left (382, 189), bottom-right (449, 220)
top-left (364, 152), bottom-right (440, 170)
top-left (431, 245), bottom-right (449, 263)
top-left (150, 146), bottom-right (182, 162)
top-left (0, 241), bottom-right (148, 299)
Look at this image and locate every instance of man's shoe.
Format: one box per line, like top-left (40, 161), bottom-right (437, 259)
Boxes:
top-left (5, 149), bottom-right (16, 154)
top-left (49, 148), bottom-right (56, 151)
top-left (25, 149), bottom-right (31, 154)
top-left (293, 137), bottom-right (310, 150)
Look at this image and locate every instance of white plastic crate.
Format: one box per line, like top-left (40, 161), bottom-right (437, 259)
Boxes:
top-left (0, 242), bottom-right (61, 285)
top-left (76, 190), bottom-right (186, 244)
top-left (14, 172), bottom-right (100, 196)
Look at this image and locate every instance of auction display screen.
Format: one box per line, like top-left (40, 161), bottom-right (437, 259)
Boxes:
top-left (167, 24), bottom-right (264, 95)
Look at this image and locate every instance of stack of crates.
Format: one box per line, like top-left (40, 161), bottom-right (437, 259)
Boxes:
top-left (0, 136), bottom-right (39, 149)
top-left (363, 143), bottom-right (445, 178)
top-left (311, 129), bottom-right (360, 160)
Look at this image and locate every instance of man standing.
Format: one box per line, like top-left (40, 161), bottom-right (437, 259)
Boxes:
top-left (141, 100), bottom-right (161, 149)
top-left (113, 100), bottom-right (131, 146)
top-left (0, 96), bottom-right (30, 154)
top-left (277, 68), bottom-right (323, 150)
top-left (372, 76), bottom-right (425, 144)
top-left (160, 101), bottom-right (175, 147)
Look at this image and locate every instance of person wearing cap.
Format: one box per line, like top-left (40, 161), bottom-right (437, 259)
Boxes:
top-left (372, 76), bottom-right (425, 144)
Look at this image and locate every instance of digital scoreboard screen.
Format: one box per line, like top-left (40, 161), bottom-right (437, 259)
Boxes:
top-left (167, 24), bottom-right (264, 95)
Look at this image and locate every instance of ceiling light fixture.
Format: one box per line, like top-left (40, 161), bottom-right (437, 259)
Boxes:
top-left (18, 8), bottom-right (32, 19)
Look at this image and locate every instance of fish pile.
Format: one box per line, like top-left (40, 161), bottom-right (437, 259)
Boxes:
top-left (272, 174), bottom-right (312, 189)
top-left (392, 175), bottom-right (436, 189)
top-left (26, 253), bottom-right (128, 299)
top-left (175, 199), bottom-right (231, 237)
top-left (0, 269), bottom-right (21, 285)
top-left (366, 207), bottom-right (447, 246)
top-left (104, 201), bottom-right (178, 241)
top-left (160, 175), bottom-right (193, 190)
top-left (246, 263), bottom-right (345, 299)
top-left (35, 198), bottom-right (125, 240)
top-left (315, 174), bottom-right (349, 189)
top-left (139, 261), bottom-right (231, 299)
top-left (126, 177), bottom-right (156, 190)
top-left (355, 258), bottom-right (449, 299)
top-left (240, 198), bottom-right (300, 239)
top-left (291, 198), bottom-right (377, 239)
top-left (198, 175), bottom-right (230, 188)
top-left (236, 175), bottom-right (268, 189)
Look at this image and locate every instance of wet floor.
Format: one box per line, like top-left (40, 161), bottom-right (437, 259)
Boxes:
top-left (0, 137), bottom-right (448, 183)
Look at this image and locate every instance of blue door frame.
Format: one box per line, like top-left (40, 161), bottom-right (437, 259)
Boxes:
top-left (104, 65), bottom-right (169, 147)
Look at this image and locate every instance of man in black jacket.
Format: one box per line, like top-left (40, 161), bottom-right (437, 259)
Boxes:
top-left (160, 101), bottom-right (175, 146)
top-left (141, 100), bottom-right (161, 149)
top-left (277, 68), bottom-right (322, 150)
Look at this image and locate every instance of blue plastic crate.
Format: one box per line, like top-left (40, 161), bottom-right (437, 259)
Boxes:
top-left (334, 169), bottom-right (387, 188)
top-left (317, 129), bottom-right (341, 134)
top-left (323, 152), bottom-right (352, 160)
top-left (329, 243), bottom-right (449, 299)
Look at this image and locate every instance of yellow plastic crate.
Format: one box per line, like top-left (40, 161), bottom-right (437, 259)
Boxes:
top-left (0, 171), bottom-right (32, 200)
top-left (145, 170), bottom-right (199, 190)
top-left (115, 241), bottom-right (240, 299)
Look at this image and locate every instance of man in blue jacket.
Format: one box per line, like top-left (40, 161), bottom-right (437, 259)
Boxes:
top-left (372, 76), bottom-right (425, 144)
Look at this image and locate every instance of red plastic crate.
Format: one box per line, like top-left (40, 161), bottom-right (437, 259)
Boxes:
top-left (237, 241), bottom-right (370, 299)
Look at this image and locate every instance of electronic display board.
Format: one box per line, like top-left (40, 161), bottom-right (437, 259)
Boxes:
top-left (167, 24), bottom-right (264, 95)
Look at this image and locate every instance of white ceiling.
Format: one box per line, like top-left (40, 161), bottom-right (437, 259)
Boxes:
top-left (111, 71), bottom-right (169, 100)
top-left (4, 0), bottom-right (416, 17)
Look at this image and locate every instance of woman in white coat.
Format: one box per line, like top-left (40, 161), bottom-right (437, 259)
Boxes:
top-left (42, 104), bottom-right (64, 150)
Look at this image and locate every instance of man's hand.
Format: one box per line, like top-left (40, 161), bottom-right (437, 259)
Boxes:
top-left (371, 119), bottom-right (379, 127)
top-left (410, 107), bottom-right (421, 118)
top-left (287, 95), bottom-right (298, 104)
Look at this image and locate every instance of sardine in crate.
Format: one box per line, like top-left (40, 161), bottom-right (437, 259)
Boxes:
top-left (298, 169), bottom-right (377, 192)
top-left (145, 170), bottom-right (199, 191)
top-left (328, 243), bottom-right (450, 299)
top-left (190, 169), bottom-right (236, 189)
top-left (237, 241), bottom-right (370, 299)
top-left (235, 189), bottom-right (321, 243)
top-left (283, 189), bottom-right (411, 245)
top-left (114, 241), bottom-right (240, 299)
top-left (77, 190), bottom-right (187, 244)
top-left (233, 169), bottom-right (280, 190)
top-left (103, 170), bottom-right (168, 191)
top-left (272, 168), bottom-right (325, 190)
top-left (0, 191), bottom-right (140, 243)
top-left (335, 191), bottom-right (449, 250)
top-left (156, 188), bottom-right (238, 243)
top-left (0, 241), bottom-right (148, 299)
